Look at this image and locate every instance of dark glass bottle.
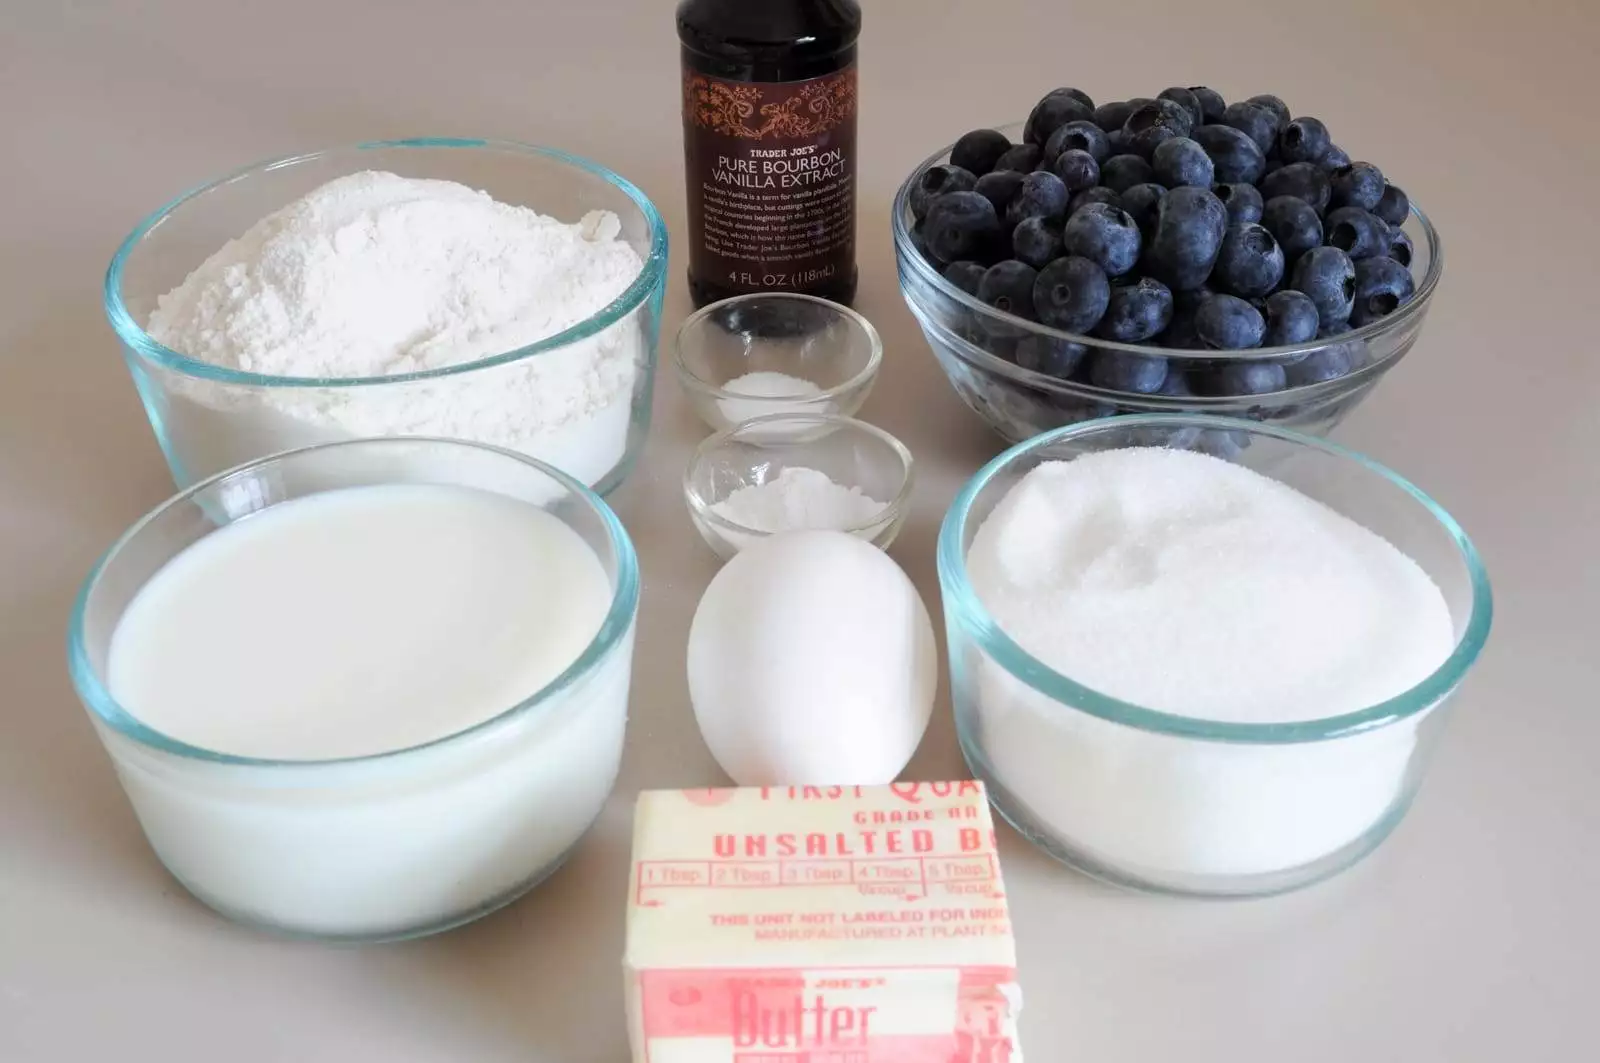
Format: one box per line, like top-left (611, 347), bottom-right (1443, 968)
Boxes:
top-left (677, 0), bottom-right (861, 307)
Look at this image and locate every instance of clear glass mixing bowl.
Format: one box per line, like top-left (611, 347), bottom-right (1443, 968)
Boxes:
top-left (894, 123), bottom-right (1442, 445)
top-left (67, 437), bottom-right (640, 941)
top-left (105, 138), bottom-right (669, 492)
top-left (937, 415), bottom-right (1491, 897)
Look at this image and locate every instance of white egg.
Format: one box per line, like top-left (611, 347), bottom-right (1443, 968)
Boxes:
top-left (687, 530), bottom-right (937, 787)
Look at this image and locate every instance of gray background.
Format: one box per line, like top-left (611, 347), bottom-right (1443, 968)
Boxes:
top-left (2, 1), bottom-right (1594, 1060)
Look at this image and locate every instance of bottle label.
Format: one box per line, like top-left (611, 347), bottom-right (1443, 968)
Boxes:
top-left (682, 65), bottom-right (857, 295)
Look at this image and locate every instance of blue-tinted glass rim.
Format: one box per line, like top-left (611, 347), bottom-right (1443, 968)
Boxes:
top-left (66, 437), bottom-right (642, 768)
top-left (936, 414), bottom-right (1493, 743)
top-left (103, 137), bottom-right (670, 388)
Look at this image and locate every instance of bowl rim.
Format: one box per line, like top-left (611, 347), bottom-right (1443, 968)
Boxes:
top-left (937, 414), bottom-right (1493, 743)
top-left (683, 412), bottom-right (915, 542)
top-left (66, 436), bottom-right (642, 769)
top-left (893, 120), bottom-right (1444, 366)
top-left (103, 137), bottom-right (670, 388)
top-left (672, 292), bottom-right (884, 403)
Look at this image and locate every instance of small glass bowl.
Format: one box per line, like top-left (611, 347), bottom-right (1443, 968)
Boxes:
top-left (674, 293), bottom-right (882, 434)
top-left (938, 415), bottom-right (1492, 897)
top-left (67, 437), bottom-right (640, 941)
top-left (104, 138), bottom-right (670, 494)
top-left (684, 413), bottom-right (914, 560)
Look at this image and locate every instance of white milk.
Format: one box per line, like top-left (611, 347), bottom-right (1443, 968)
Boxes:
top-left (101, 483), bottom-right (633, 938)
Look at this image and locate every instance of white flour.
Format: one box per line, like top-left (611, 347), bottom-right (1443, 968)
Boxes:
top-left (965, 448), bottom-right (1456, 880)
top-left (147, 170), bottom-right (646, 487)
top-left (711, 466), bottom-right (885, 533)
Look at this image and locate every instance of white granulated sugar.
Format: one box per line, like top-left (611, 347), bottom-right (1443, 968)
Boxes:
top-left (146, 170), bottom-right (645, 487)
top-left (710, 466), bottom-right (884, 534)
top-left (716, 370), bottom-right (822, 425)
top-left (965, 447), bottom-right (1457, 878)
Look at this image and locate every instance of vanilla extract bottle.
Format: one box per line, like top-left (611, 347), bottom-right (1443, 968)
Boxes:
top-left (677, 0), bottom-right (861, 307)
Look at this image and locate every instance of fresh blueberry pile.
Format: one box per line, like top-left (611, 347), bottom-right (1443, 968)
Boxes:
top-left (907, 86), bottom-right (1419, 398)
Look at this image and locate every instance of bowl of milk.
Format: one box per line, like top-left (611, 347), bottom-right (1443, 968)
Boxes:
top-left (67, 437), bottom-right (639, 940)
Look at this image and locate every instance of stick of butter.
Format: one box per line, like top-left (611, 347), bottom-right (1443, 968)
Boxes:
top-left (624, 782), bottom-right (1024, 1063)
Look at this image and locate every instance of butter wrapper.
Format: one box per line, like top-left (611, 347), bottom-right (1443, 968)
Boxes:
top-left (625, 782), bottom-right (1024, 1063)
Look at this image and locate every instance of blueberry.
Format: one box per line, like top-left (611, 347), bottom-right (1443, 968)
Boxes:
top-left (1291, 245), bottom-right (1357, 324)
top-left (1093, 100), bottom-right (1139, 133)
top-left (1389, 227), bottom-right (1415, 269)
top-left (1120, 183), bottom-right (1168, 238)
top-left (1329, 162), bottom-right (1385, 211)
top-left (1095, 277), bottom-right (1174, 342)
top-left (1262, 290), bottom-right (1321, 346)
top-left (1006, 171), bottom-right (1071, 226)
top-left (1105, 129), bottom-right (1131, 155)
top-left (1160, 304), bottom-right (1205, 349)
top-left (1149, 137), bottom-right (1213, 189)
top-left (1374, 183), bottom-right (1411, 227)
top-left (1318, 320), bottom-right (1370, 370)
top-left (1069, 186), bottom-right (1122, 216)
top-left (1316, 144), bottom-right (1351, 172)
top-left (910, 164), bottom-right (977, 220)
top-left (1209, 360), bottom-right (1286, 394)
top-left (1157, 367), bottom-right (1194, 395)
top-left (1213, 182), bottom-right (1264, 225)
top-left (1062, 202), bottom-right (1142, 278)
top-left (1141, 185), bottom-right (1228, 291)
top-left (1100, 153), bottom-right (1156, 193)
top-left (1025, 89), bottom-right (1096, 145)
top-left (974, 170), bottom-right (1027, 214)
top-left (1088, 350), bottom-right (1169, 393)
top-left (993, 143), bottom-right (1043, 173)
top-left (978, 260), bottom-right (1040, 320)
top-left (1011, 216), bottom-right (1063, 268)
top-left (951, 130), bottom-right (1014, 177)
top-left (923, 191), bottom-right (1002, 265)
top-left (1260, 162), bottom-right (1332, 215)
top-left (943, 260), bottom-right (987, 296)
top-left (1324, 207), bottom-right (1391, 260)
top-left (1016, 335), bottom-right (1088, 378)
top-left (1123, 98), bottom-right (1195, 159)
top-left (1244, 94), bottom-right (1291, 130)
top-left (1277, 117), bottom-right (1331, 165)
top-left (1261, 195), bottom-right (1324, 262)
top-left (1032, 255), bottom-right (1111, 333)
top-left (1220, 102), bottom-right (1279, 153)
top-left (1349, 256), bottom-right (1416, 326)
top-left (909, 221), bottom-right (927, 259)
top-left (1283, 344), bottom-right (1353, 386)
top-left (1052, 149), bottom-right (1101, 193)
top-left (1044, 120), bottom-right (1112, 165)
top-left (1187, 85), bottom-right (1227, 124)
top-left (1158, 87), bottom-right (1205, 129)
top-left (1213, 223), bottom-right (1284, 298)
top-left (1195, 293), bottom-right (1267, 349)
top-left (1191, 124), bottom-right (1267, 184)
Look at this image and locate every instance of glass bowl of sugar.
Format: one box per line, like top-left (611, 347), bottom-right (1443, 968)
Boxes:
top-left (938, 415), bottom-right (1493, 897)
top-left (67, 437), bottom-right (640, 941)
top-left (684, 413), bottom-right (914, 559)
top-left (674, 293), bottom-right (882, 436)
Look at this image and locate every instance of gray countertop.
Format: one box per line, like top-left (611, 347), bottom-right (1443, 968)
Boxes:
top-left (2, 1), bottom-right (1595, 1059)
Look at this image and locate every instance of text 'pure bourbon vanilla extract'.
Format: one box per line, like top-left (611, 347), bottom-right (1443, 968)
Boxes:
top-left (677, 0), bottom-right (861, 307)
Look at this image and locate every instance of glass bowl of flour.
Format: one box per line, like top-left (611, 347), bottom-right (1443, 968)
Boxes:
top-left (104, 138), bottom-right (669, 493)
top-left (684, 413), bottom-right (914, 559)
top-left (938, 415), bottom-right (1493, 897)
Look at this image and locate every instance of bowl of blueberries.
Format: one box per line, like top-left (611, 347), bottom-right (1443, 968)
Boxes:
top-left (893, 86), bottom-right (1441, 447)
